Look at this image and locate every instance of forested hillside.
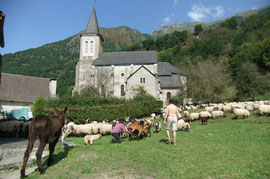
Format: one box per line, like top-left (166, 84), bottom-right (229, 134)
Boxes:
top-left (130, 11), bottom-right (270, 102)
top-left (152, 4), bottom-right (270, 37)
top-left (2, 26), bottom-right (147, 96)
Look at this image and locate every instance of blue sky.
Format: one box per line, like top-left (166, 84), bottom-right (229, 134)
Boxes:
top-left (0, 0), bottom-right (269, 54)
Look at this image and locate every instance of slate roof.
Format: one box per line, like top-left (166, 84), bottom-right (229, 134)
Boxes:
top-left (159, 75), bottom-right (182, 89)
top-left (157, 62), bottom-right (179, 76)
top-left (157, 62), bottom-right (182, 89)
top-left (93, 51), bottom-right (157, 66)
top-left (85, 8), bottom-right (100, 35)
top-left (0, 73), bottom-right (55, 103)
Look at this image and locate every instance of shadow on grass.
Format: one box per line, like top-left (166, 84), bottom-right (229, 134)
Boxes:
top-left (159, 139), bottom-right (169, 144)
top-left (43, 144), bottom-right (74, 170)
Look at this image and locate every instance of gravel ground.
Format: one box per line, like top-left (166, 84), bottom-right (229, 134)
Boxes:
top-left (0, 138), bottom-right (76, 179)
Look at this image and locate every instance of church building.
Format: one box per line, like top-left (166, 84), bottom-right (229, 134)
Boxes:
top-left (73, 8), bottom-right (186, 104)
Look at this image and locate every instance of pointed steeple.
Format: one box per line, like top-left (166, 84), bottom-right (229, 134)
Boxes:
top-left (86, 8), bottom-right (100, 35)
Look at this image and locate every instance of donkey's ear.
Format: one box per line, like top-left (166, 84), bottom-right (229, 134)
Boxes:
top-left (63, 107), bottom-right (68, 114)
top-left (53, 106), bottom-right (59, 115)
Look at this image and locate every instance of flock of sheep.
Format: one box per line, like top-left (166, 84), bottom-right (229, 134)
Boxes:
top-left (0, 119), bottom-right (29, 138)
top-left (179, 100), bottom-right (270, 126)
top-left (60, 113), bottom-right (157, 143)
top-left (0, 100), bottom-right (269, 144)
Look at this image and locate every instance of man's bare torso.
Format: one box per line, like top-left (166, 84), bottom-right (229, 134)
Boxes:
top-left (166, 104), bottom-right (179, 117)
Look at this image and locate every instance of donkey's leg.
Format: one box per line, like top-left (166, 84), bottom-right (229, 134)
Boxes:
top-left (48, 139), bottom-right (58, 166)
top-left (21, 124), bottom-right (36, 178)
top-left (36, 140), bottom-right (47, 174)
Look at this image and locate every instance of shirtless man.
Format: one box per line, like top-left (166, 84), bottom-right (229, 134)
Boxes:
top-left (164, 99), bottom-right (180, 145)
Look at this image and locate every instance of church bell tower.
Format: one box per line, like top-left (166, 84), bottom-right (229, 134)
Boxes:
top-left (79, 8), bottom-right (103, 62)
top-left (73, 7), bottom-right (103, 95)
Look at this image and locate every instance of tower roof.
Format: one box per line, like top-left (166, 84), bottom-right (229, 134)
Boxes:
top-left (85, 8), bottom-right (100, 35)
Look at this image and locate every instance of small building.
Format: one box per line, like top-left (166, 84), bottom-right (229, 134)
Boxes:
top-left (0, 73), bottom-right (57, 114)
top-left (73, 8), bottom-right (186, 105)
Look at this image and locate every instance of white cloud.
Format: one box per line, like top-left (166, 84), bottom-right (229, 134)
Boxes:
top-left (187, 4), bottom-right (225, 22)
top-left (213, 6), bottom-right (224, 17)
top-left (173, 0), bottom-right (178, 5)
top-left (187, 11), bottom-right (206, 22)
top-left (252, 7), bottom-right (257, 10)
top-left (163, 16), bottom-right (171, 24)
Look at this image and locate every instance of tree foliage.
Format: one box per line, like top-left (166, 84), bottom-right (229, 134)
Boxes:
top-left (235, 62), bottom-right (269, 100)
top-left (177, 60), bottom-right (232, 104)
top-left (220, 17), bottom-right (239, 30)
top-left (194, 24), bottom-right (203, 35)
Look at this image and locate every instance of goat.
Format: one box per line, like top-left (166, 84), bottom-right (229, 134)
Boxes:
top-left (201, 117), bottom-right (208, 125)
top-left (20, 107), bottom-right (68, 178)
top-left (128, 121), bottom-right (150, 140)
top-left (154, 120), bottom-right (162, 133)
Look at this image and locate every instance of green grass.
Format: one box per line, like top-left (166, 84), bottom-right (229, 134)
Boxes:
top-left (27, 112), bottom-right (270, 179)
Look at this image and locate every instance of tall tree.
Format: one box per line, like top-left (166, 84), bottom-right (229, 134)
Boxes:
top-left (235, 62), bottom-right (268, 100)
top-left (177, 60), bottom-right (232, 104)
top-left (194, 24), bottom-right (203, 35)
top-left (220, 17), bottom-right (238, 30)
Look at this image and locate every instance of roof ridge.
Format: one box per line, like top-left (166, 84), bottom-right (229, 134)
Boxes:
top-left (2, 73), bottom-right (55, 80)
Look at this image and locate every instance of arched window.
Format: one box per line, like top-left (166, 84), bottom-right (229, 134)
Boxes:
top-left (85, 41), bottom-right (89, 54)
top-left (140, 77), bottom-right (145, 84)
top-left (166, 92), bottom-right (171, 102)
top-left (90, 41), bottom-right (94, 55)
top-left (121, 85), bottom-right (125, 96)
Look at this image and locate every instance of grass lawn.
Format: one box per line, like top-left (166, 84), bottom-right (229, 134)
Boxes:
top-left (27, 112), bottom-right (270, 179)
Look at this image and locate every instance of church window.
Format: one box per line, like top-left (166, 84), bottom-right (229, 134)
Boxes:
top-left (121, 85), bottom-right (125, 96)
top-left (167, 92), bottom-right (171, 102)
top-left (140, 77), bottom-right (145, 84)
top-left (90, 41), bottom-right (94, 55)
top-left (121, 73), bottom-right (124, 77)
top-left (85, 41), bottom-right (89, 54)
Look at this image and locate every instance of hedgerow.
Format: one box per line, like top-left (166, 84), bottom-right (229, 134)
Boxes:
top-left (32, 95), bottom-right (163, 123)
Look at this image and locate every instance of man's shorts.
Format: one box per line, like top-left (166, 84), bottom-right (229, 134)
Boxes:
top-left (166, 116), bottom-right (177, 131)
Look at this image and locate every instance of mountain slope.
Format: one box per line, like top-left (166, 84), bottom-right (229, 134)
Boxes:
top-left (152, 4), bottom-right (270, 37)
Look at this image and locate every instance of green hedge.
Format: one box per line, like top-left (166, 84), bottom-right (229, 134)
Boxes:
top-left (32, 96), bottom-right (163, 123)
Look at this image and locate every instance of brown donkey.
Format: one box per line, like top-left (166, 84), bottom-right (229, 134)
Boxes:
top-left (20, 107), bottom-right (68, 178)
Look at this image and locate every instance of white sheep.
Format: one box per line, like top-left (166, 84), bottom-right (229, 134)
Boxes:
top-left (183, 111), bottom-right (189, 117)
top-left (199, 111), bottom-right (212, 118)
top-left (189, 113), bottom-right (200, 121)
top-left (222, 105), bottom-right (232, 111)
top-left (84, 134), bottom-right (102, 145)
top-left (205, 106), bottom-right (214, 113)
top-left (185, 106), bottom-right (191, 111)
top-left (245, 105), bottom-right (254, 111)
top-left (98, 123), bottom-right (112, 135)
top-left (61, 122), bottom-right (112, 142)
top-left (190, 105), bottom-right (197, 110)
top-left (177, 119), bottom-right (190, 131)
top-left (211, 111), bottom-right (226, 119)
top-left (233, 109), bottom-right (250, 119)
top-left (257, 105), bottom-right (270, 115)
top-left (61, 122), bottom-right (92, 142)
